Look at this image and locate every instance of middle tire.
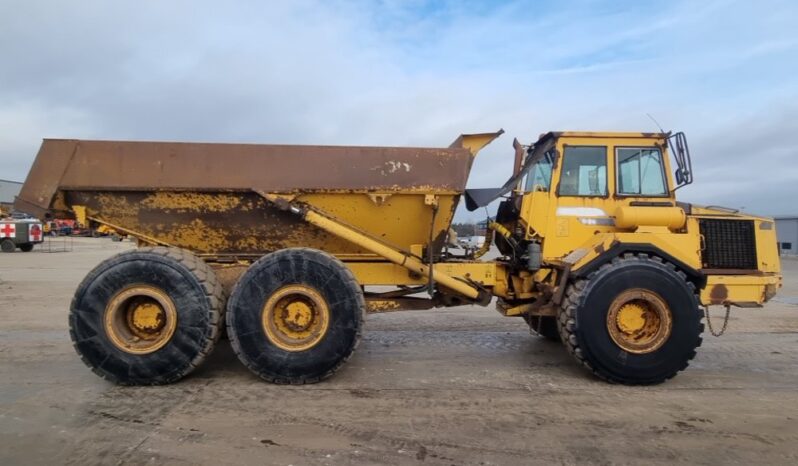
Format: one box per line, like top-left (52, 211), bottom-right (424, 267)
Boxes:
top-left (227, 248), bottom-right (364, 384)
top-left (524, 315), bottom-right (561, 341)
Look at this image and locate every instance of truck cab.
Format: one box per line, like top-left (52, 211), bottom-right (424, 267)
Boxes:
top-left (465, 130), bottom-right (781, 384)
top-left (507, 131), bottom-right (780, 309)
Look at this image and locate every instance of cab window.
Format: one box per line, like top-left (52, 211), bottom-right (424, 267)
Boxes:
top-left (524, 150), bottom-right (553, 192)
top-left (616, 148), bottom-right (667, 196)
top-left (558, 146), bottom-right (607, 196)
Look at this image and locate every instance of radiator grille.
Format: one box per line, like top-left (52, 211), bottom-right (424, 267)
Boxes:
top-left (699, 219), bottom-right (757, 269)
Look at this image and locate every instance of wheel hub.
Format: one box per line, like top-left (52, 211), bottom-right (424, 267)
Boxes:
top-left (283, 301), bottom-right (313, 331)
top-left (262, 285), bottom-right (330, 352)
top-left (616, 302), bottom-right (648, 334)
top-left (607, 289), bottom-right (672, 354)
top-left (105, 285), bottom-right (177, 354)
top-left (129, 301), bottom-right (166, 333)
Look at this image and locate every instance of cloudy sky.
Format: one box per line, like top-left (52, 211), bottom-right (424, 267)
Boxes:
top-left (1, 0), bottom-right (797, 220)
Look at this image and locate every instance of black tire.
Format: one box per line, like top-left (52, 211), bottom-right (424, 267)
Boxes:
top-left (525, 315), bottom-right (561, 341)
top-left (19, 243), bottom-right (34, 252)
top-left (227, 248), bottom-right (364, 384)
top-left (1, 239), bottom-right (15, 253)
top-left (558, 253), bottom-right (703, 385)
top-left (69, 247), bottom-right (225, 385)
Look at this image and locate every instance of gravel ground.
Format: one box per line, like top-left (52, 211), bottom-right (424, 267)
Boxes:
top-left (1, 237), bottom-right (797, 465)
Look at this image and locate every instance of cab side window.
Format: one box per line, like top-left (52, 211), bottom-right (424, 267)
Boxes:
top-left (616, 148), bottom-right (667, 196)
top-left (558, 146), bottom-right (607, 196)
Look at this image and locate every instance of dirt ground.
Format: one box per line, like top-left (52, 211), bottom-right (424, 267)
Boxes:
top-left (1, 238), bottom-right (798, 465)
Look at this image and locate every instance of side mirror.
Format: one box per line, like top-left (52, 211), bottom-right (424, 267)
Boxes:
top-left (669, 132), bottom-right (693, 190)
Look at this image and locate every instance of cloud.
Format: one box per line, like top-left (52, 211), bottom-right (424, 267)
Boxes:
top-left (0, 0), bottom-right (796, 220)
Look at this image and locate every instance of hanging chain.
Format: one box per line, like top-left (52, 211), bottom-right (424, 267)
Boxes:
top-left (704, 305), bottom-right (731, 337)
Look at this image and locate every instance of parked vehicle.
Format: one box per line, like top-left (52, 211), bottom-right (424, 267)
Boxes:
top-left (0, 218), bottom-right (44, 252)
top-left (16, 131), bottom-right (781, 385)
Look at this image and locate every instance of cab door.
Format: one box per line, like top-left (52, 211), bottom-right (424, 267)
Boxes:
top-left (544, 139), bottom-right (616, 259)
top-left (518, 147), bottom-right (555, 240)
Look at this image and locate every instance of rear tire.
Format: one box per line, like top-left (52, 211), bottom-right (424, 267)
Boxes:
top-left (557, 254), bottom-right (703, 385)
top-left (19, 243), bottom-right (34, 252)
top-left (1, 239), bottom-right (14, 253)
top-left (69, 247), bottom-right (225, 385)
top-left (227, 248), bottom-right (364, 384)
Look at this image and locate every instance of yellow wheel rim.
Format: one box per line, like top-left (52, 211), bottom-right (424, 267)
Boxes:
top-left (606, 289), bottom-right (672, 354)
top-left (104, 285), bottom-right (178, 354)
top-left (262, 285), bottom-right (330, 352)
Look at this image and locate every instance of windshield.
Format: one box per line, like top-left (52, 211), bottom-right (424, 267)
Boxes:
top-left (463, 140), bottom-right (555, 211)
top-left (523, 150), bottom-right (554, 192)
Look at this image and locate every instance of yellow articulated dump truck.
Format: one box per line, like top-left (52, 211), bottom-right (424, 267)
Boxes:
top-left (16, 131), bottom-right (781, 385)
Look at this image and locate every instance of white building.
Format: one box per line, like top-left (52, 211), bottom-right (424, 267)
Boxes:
top-left (0, 179), bottom-right (23, 212)
top-left (775, 217), bottom-right (798, 256)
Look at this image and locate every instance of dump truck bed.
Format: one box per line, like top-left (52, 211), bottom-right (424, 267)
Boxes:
top-left (16, 135), bottom-right (499, 257)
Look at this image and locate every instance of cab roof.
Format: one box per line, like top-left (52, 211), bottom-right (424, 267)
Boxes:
top-left (535, 131), bottom-right (669, 145)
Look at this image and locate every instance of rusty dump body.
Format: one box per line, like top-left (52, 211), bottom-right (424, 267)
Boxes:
top-left (16, 135), bottom-right (500, 259)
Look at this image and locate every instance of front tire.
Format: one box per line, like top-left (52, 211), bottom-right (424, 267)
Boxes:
top-left (227, 248), bottom-right (364, 384)
top-left (558, 254), bottom-right (703, 385)
top-left (19, 243), bottom-right (34, 252)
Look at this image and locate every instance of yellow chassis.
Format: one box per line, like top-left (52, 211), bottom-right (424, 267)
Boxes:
top-left (261, 193), bottom-right (779, 315)
top-left (345, 259), bottom-right (779, 312)
top-left (80, 188), bottom-right (780, 315)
